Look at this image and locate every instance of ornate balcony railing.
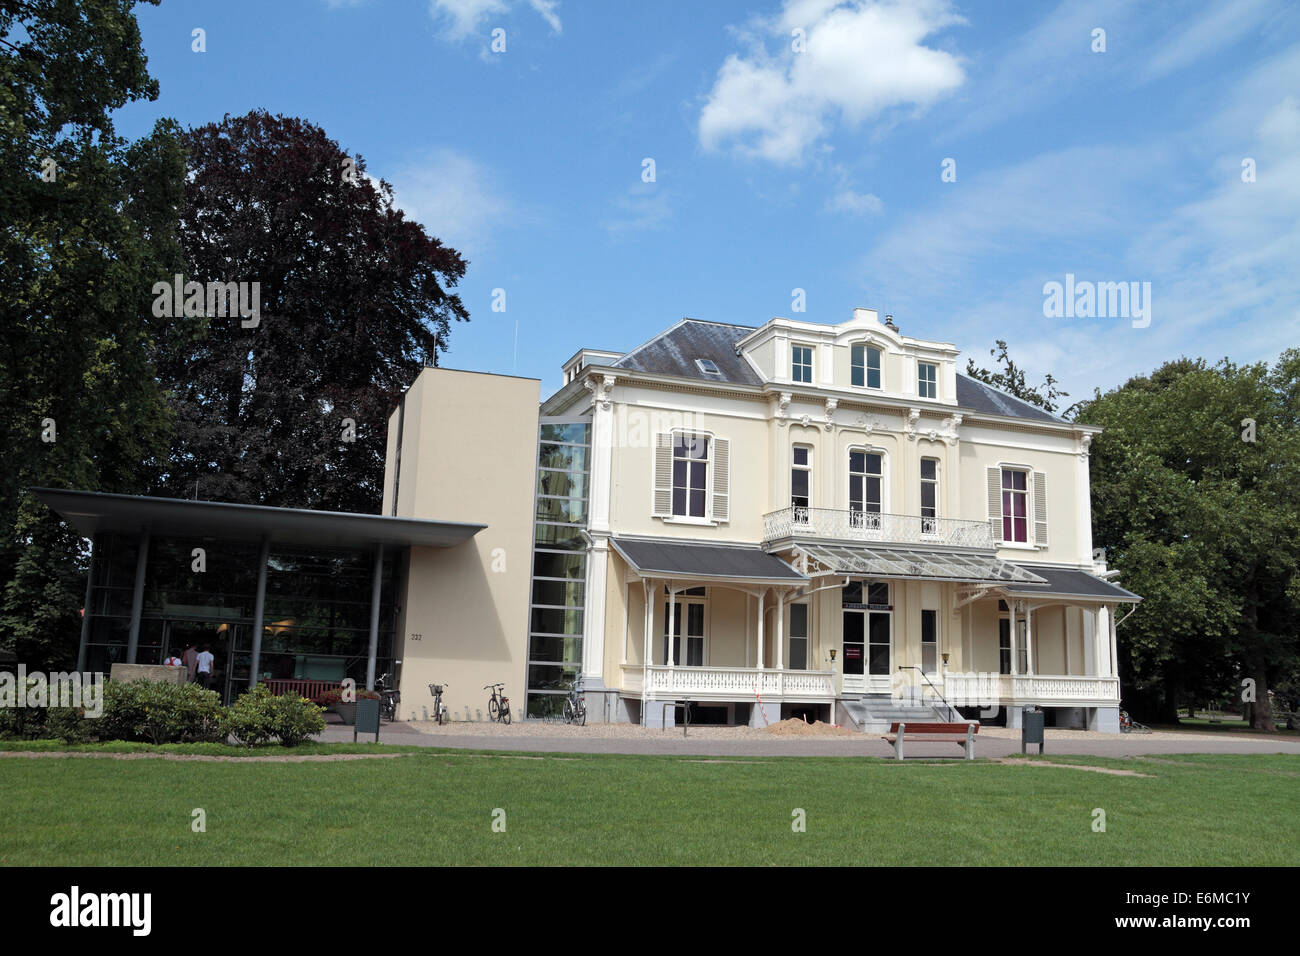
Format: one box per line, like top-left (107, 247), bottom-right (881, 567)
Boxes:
top-left (622, 665), bottom-right (835, 701)
top-left (944, 673), bottom-right (1120, 706)
top-left (763, 506), bottom-right (994, 549)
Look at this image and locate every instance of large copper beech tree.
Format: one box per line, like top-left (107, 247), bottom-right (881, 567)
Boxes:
top-left (156, 110), bottom-right (471, 513)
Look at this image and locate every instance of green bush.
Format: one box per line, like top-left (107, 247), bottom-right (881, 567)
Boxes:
top-left (44, 706), bottom-right (94, 743)
top-left (99, 680), bottom-right (224, 744)
top-left (225, 685), bottom-right (325, 747)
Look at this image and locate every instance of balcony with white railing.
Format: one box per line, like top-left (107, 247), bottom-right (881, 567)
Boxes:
top-left (621, 664), bottom-right (836, 702)
top-left (763, 506), bottom-right (994, 549)
top-left (944, 672), bottom-right (1121, 707)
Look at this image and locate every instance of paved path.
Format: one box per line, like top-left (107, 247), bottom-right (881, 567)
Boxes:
top-left (319, 722), bottom-right (1300, 759)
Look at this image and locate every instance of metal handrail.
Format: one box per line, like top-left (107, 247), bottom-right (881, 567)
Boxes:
top-left (897, 665), bottom-right (959, 721)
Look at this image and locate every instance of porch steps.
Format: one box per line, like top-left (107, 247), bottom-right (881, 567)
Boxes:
top-left (840, 695), bottom-right (954, 733)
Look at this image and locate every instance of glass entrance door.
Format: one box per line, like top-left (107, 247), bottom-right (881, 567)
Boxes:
top-left (842, 581), bottom-right (893, 694)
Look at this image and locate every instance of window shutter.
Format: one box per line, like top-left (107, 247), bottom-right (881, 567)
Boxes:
top-left (1033, 471), bottom-right (1048, 546)
top-left (987, 467), bottom-right (1004, 543)
top-left (653, 433), bottom-right (673, 517)
top-left (711, 437), bottom-right (730, 523)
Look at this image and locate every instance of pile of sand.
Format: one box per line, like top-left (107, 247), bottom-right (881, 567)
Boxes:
top-left (764, 717), bottom-right (858, 737)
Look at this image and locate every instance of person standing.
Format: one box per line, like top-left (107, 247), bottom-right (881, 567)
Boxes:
top-left (195, 644), bottom-right (215, 690)
top-left (182, 643), bottom-right (199, 683)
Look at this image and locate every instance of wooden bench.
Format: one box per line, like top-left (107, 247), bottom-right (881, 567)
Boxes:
top-left (882, 721), bottom-right (979, 760)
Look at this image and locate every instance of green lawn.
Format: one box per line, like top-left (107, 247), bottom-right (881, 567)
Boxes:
top-left (0, 744), bottom-right (1295, 866)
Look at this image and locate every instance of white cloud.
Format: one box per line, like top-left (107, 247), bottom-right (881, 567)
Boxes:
top-left (1140, 0), bottom-right (1279, 82)
top-left (699, 0), bottom-right (966, 164)
top-left (427, 0), bottom-right (560, 41)
top-left (827, 189), bottom-right (882, 215)
top-left (601, 183), bottom-right (674, 235)
top-left (381, 150), bottom-right (513, 257)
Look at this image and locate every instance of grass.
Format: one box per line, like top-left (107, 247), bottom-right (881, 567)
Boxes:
top-left (0, 743), bottom-right (1295, 866)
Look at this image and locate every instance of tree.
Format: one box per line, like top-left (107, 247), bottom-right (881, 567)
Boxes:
top-left (966, 339), bottom-right (1074, 417)
top-left (0, 0), bottom-right (184, 667)
top-left (154, 110), bottom-right (470, 512)
top-left (1075, 354), bottom-right (1300, 730)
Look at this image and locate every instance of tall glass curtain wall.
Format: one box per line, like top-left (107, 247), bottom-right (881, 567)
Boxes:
top-left (527, 418), bottom-right (592, 717)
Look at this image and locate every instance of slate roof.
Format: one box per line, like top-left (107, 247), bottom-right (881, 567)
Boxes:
top-left (611, 537), bottom-right (807, 583)
top-left (612, 319), bottom-right (761, 385)
top-left (605, 318), bottom-right (1068, 425)
top-left (1004, 565), bottom-right (1142, 602)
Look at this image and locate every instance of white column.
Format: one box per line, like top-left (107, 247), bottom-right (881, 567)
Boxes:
top-left (776, 591), bottom-right (785, 669)
top-left (757, 591), bottom-right (766, 670)
top-left (642, 579), bottom-right (651, 667)
top-left (667, 584), bottom-right (676, 668)
top-left (620, 575), bottom-right (630, 665)
top-left (1083, 606), bottom-right (1098, 676)
top-left (1108, 604), bottom-right (1119, 680)
top-left (1026, 608), bottom-right (1035, 675)
top-left (581, 536), bottom-right (610, 681)
top-left (1076, 438), bottom-right (1094, 565)
top-left (1003, 600), bottom-right (1013, 676)
top-left (1096, 605), bottom-right (1110, 677)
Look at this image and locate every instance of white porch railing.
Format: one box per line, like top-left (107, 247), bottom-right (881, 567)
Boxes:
top-left (763, 507), bottom-right (994, 548)
top-left (945, 672), bottom-right (1121, 707)
top-left (622, 665), bottom-right (835, 701)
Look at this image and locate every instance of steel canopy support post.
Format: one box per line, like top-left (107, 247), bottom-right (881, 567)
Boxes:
top-left (77, 535), bottom-right (97, 672)
top-left (366, 545), bottom-right (384, 691)
top-left (126, 530), bottom-right (151, 664)
top-left (247, 537), bottom-right (271, 690)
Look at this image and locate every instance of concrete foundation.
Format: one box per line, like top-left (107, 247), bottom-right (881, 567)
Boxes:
top-left (109, 663), bottom-right (186, 685)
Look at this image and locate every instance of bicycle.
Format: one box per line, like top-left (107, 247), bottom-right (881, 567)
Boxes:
top-left (485, 683), bottom-right (511, 724)
top-left (428, 682), bottom-right (449, 725)
top-left (562, 679), bottom-right (586, 726)
top-left (376, 672), bottom-right (400, 722)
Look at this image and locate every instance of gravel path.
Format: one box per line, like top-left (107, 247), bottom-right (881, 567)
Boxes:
top-left (316, 719), bottom-right (1300, 759)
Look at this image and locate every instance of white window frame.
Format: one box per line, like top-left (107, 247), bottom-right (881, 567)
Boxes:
top-left (999, 464), bottom-right (1032, 546)
top-left (846, 446), bottom-right (889, 527)
top-left (920, 456), bottom-right (940, 536)
top-left (791, 443), bottom-right (813, 523)
top-left (788, 602), bottom-right (810, 670)
top-left (918, 361), bottom-right (938, 399)
top-left (791, 344), bottom-right (814, 384)
top-left (661, 586), bottom-right (709, 667)
top-left (851, 342), bottom-right (882, 390)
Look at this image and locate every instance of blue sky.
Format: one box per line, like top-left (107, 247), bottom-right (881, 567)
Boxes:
top-left (115, 0), bottom-right (1300, 402)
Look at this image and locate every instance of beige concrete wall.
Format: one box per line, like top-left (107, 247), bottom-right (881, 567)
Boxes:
top-left (387, 368), bottom-right (539, 720)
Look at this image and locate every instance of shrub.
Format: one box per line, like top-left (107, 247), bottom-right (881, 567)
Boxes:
top-left (269, 692), bottom-right (326, 747)
top-left (225, 685), bottom-right (325, 747)
top-left (99, 680), bottom-right (224, 744)
top-left (44, 706), bottom-right (94, 743)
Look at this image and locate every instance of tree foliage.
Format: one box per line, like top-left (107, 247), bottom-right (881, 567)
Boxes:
top-left (1075, 353), bottom-right (1300, 729)
top-left (155, 110), bottom-right (470, 512)
top-left (0, 0), bottom-right (183, 667)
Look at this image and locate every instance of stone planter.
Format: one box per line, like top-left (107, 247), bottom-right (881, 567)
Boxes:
top-left (333, 702), bottom-right (357, 725)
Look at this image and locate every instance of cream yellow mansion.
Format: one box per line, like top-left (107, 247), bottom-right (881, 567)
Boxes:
top-left (385, 309), bottom-right (1139, 731)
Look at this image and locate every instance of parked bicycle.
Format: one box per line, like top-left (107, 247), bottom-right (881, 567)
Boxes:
top-left (563, 678), bottom-right (586, 726)
top-left (485, 683), bottom-right (511, 724)
top-left (376, 672), bottom-right (400, 722)
top-left (428, 682), bottom-right (449, 725)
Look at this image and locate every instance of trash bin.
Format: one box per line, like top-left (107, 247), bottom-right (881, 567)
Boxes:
top-left (1022, 708), bottom-right (1045, 754)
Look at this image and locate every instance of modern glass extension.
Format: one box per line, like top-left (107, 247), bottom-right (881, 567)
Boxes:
top-left (526, 417), bottom-right (592, 717)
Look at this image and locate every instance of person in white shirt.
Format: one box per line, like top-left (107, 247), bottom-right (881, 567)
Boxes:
top-left (163, 653), bottom-right (183, 667)
top-left (195, 645), bottom-right (215, 689)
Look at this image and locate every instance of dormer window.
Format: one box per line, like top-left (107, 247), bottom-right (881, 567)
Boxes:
top-left (918, 362), bottom-right (938, 399)
top-left (695, 358), bottom-right (721, 376)
top-left (791, 345), bottom-right (813, 384)
top-left (852, 344), bottom-right (881, 389)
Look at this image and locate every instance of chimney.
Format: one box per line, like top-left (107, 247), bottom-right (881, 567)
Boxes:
top-left (884, 314), bottom-right (898, 332)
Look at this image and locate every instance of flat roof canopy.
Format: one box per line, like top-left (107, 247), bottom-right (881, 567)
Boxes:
top-left (612, 537), bottom-right (808, 585)
top-left (795, 544), bottom-right (1048, 586)
top-left (35, 488), bottom-right (484, 550)
top-left (1004, 565), bottom-right (1142, 603)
